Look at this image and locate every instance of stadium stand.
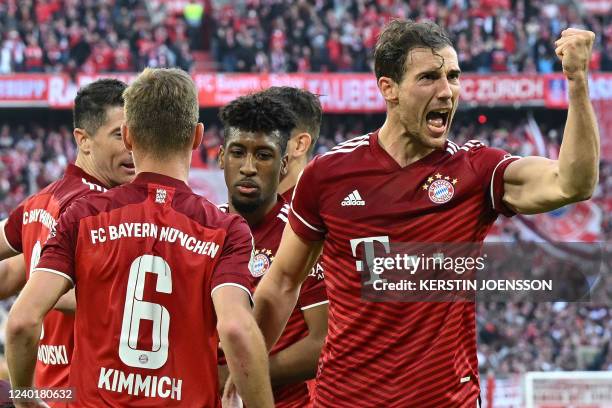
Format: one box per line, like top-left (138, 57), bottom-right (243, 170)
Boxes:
top-left (0, 0), bottom-right (609, 74)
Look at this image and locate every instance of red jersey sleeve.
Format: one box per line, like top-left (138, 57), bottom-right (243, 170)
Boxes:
top-left (288, 158), bottom-right (327, 242)
top-left (3, 203), bottom-right (25, 253)
top-left (211, 215), bottom-right (256, 302)
top-left (467, 142), bottom-right (520, 217)
top-left (297, 259), bottom-right (327, 310)
top-left (35, 203), bottom-right (80, 286)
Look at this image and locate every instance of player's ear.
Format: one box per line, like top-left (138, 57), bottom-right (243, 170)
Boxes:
top-left (74, 128), bottom-right (92, 155)
top-left (280, 153), bottom-right (289, 177)
top-left (378, 76), bottom-right (399, 103)
top-left (121, 123), bottom-right (133, 152)
top-left (293, 132), bottom-right (312, 159)
top-left (218, 145), bottom-right (225, 170)
top-left (192, 123), bottom-right (204, 151)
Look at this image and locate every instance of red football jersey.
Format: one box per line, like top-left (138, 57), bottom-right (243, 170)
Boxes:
top-left (220, 197), bottom-right (327, 408)
top-left (3, 164), bottom-right (108, 392)
top-left (288, 132), bottom-right (519, 408)
top-left (36, 172), bottom-right (255, 407)
top-left (280, 186), bottom-right (294, 203)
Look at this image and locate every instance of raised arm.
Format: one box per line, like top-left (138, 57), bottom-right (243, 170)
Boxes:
top-left (213, 285), bottom-right (273, 408)
top-left (254, 224), bottom-right (323, 351)
top-left (503, 28), bottom-right (599, 214)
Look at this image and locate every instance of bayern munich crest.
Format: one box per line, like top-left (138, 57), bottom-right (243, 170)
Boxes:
top-left (251, 248), bottom-right (274, 277)
top-left (422, 173), bottom-right (457, 204)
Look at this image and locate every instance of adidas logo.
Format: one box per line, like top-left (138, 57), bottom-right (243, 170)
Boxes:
top-left (341, 190), bottom-right (365, 206)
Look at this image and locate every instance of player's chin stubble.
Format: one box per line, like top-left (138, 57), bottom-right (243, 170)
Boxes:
top-left (231, 195), bottom-right (264, 214)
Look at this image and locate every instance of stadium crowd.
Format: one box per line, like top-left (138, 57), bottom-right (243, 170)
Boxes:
top-left (212, 0), bottom-right (612, 73)
top-left (0, 0), bottom-right (195, 74)
top-left (0, 0), bottom-right (611, 75)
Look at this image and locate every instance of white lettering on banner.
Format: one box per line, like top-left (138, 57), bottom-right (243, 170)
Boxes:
top-left (48, 76), bottom-right (78, 107)
top-left (98, 367), bottom-right (182, 401)
top-left (0, 79), bottom-right (46, 98)
top-left (216, 74), bottom-right (261, 92)
top-left (194, 74), bottom-right (215, 93)
top-left (307, 78), bottom-right (384, 111)
top-left (590, 77), bottom-right (612, 100)
top-left (462, 77), bottom-right (544, 102)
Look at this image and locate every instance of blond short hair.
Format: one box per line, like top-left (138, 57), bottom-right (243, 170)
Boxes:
top-left (123, 68), bottom-right (199, 157)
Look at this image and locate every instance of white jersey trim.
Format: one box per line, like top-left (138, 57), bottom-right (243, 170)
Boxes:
top-left (211, 282), bottom-right (254, 305)
top-left (35, 268), bottom-right (75, 287)
top-left (490, 155), bottom-right (520, 211)
top-left (290, 203), bottom-right (324, 233)
top-left (300, 300), bottom-right (329, 311)
top-left (0, 219), bottom-right (19, 254)
top-left (324, 141), bottom-right (370, 156)
top-left (331, 135), bottom-right (370, 150)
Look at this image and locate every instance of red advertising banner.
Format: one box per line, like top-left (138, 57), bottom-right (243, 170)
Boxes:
top-left (0, 75), bottom-right (49, 106)
top-left (0, 72), bottom-right (609, 112)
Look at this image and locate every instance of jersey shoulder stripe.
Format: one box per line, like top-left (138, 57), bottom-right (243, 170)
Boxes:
top-left (324, 134), bottom-right (370, 157)
top-left (446, 139), bottom-right (486, 155)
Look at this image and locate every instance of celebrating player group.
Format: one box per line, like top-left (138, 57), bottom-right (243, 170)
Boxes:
top-left (0, 19), bottom-right (599, 408)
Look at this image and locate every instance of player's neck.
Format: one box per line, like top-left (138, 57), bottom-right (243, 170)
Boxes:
top-left (378, 119), bottom-right (435, 168)
top-left (231, 195), bottom-right (278, 227)
top-left (134, 155), bottom-right (190, 184)
top-left (278, 161), bottom-right (303, 195)
top-left (74, 154), bottom-right (113, 188)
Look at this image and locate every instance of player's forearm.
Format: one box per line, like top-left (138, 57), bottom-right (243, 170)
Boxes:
top-left (269, 335), bottom-right (323, 387)
top-left (254, 273), bottom-right (301, 351)
top-left (5, 312), bottom-right (41, 387)
top-left (0, 258), bottom-right (25, 299)
top-left (53, 289), bottom-right (76, 314)
top-left (557, 76), bottom-right (600, 200)
top-left (220, 316), bottom-right (274, 407)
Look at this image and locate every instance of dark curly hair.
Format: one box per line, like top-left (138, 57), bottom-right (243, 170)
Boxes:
top-left (219, 93), bottom-right (297, 154)
top-left (73, 78), bottom-right (127, 135)
top-left (259, 87), bottom-right (322, 156)
top-left (374, 19), bottom-right (453, 84)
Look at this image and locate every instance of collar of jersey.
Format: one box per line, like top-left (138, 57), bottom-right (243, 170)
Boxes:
top-left (65, 164), bottom-right (109, 189)
top-left (132, 172), bottom-right (192, 192)
top-left (369, 131), bottom-right (448, 172)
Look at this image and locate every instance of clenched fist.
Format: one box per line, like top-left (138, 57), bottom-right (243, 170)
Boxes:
top-left (554, 28), bottom-right (596, 81)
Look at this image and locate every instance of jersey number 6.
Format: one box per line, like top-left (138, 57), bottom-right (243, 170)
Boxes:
top-left (119, 255), bottom-right (172, 369)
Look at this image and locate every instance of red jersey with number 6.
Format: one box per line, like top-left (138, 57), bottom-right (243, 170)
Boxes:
top-left (3, 164), bottom-right (108, 392)
top-left (36, 172), bottom-right (255, 407)
top-left (288, 132), bottom-right (519, 408)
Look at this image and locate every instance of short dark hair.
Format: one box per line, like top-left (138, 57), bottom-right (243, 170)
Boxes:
top-left (73, 78), bottom-right (127, 135)
top-left (260, 87), bottom-right (322, 155)
top-left (374, 19), bottom-right (453, 84)
top-left (219, 93), bottom-right (297, 155)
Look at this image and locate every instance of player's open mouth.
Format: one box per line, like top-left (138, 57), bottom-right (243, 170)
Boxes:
top-left (121, 162), bottom-right (135, 172)
top-left (426, 108), bottom-right (450, 136)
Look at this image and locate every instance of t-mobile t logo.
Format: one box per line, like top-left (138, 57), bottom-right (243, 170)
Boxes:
top-left (350, 236), bottom-right (390, 285)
